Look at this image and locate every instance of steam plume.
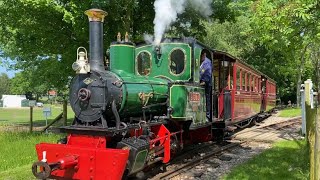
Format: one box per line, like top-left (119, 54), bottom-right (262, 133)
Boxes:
top-left (188, 0), bottom-right (213, 17)
top-left (152, 0), bottom-right (212, 45)
top-left (143, 34), bottom-right (154, 44)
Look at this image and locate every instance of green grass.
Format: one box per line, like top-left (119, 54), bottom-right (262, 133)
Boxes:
top-left (223, 140), bottom-right (309, 180)
top-left (0, 105), bottom-right (74, 127)
top-left (0, 104), bottom-right (73, 179)
top-left (278, 108), bottom-right (301, 117)
top-left (0, 132), bottom-right (63, 180)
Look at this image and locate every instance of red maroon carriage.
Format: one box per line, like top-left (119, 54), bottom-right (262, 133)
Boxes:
top-left (210, 50), bottom-right (276, 129)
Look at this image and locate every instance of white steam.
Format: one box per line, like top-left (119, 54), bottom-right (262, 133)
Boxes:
top-left (188, 0), bottom-right (213, 17)
top-left (143, 34), bottom-right (154, 44)
top-left (150, 0), bottom-right (213, 45)
top-left (153, 0), bottom-right (186, 45)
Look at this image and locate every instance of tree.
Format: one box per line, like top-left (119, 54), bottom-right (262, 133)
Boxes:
top-left (249, 0), bottom-right (320, 104)
top-left (245, 1), bottom-right (320, 177)
top-left (0, 73), bottom-right (10, 99)
top-left (9, 73), bottom-right (30, 95)
top-left (0, 0), bottom-right (154, 91)
top-left (10, 71), bottom-right (48, 101)
top-left (202, 15), bottom-right (253, 58)
top-left (0, 0), bottom-right (236, 93)
top-left (0, 0), bottom-right (89, 92)
top-left (201, 0), bottom-right (320, 104)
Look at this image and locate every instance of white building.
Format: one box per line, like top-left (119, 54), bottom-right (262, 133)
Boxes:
top-left (1, 95), bottom-right (27, 108)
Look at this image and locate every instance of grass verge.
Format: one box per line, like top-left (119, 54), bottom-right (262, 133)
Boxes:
top-left (0, 105), bottom-right (74, 126)
top-left (278, 108), bottom-right (301, 117)
top-left (223, 140), bottom-right (309, 180)
top-left (0, 132), bottom-right (62, 179)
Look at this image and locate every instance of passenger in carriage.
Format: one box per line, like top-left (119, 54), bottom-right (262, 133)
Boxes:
top-left (224, 76), bottom-right (230, 90)
top-left (200, 51), bottom-right (212, 119)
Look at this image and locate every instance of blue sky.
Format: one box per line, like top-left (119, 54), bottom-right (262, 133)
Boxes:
top-left (0, 55), bottom-right (19, 78)
top-left (0, 64), bottom-right (19, 78)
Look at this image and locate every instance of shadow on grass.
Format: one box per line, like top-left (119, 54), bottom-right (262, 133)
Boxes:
top-left (224, 140), bottom-right (309, 180)
top-left (0, 118), bottom-right (75, 133)
top-left (15, 118), bottom-right (75, 127)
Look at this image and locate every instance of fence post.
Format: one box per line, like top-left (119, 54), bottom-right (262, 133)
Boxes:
top-left (29, 106), bottom-right (33, 132)
top-left (305, 79), bottom-right (312, 105)
top-left (301, 84), bottom-right (306, 136)
top-left (305, 79), bottom-right (318, 180)
top-left (63, 100), bottom-right (67, 126)
top-left (305, 79), bottom-right (313, 137)
top-left (315, 105), bottom-right (320, 180)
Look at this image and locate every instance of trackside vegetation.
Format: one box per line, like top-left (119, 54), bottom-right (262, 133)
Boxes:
top-left (0, 132), bottom-right (63, 179)
top-left (278, 108), bottom-right (302, 118)
top-left (223, 140), bottom-right (309, 180)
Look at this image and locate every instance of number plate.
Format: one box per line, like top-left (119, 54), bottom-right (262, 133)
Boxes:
top-left (189, 92), bottom-right (200, 102)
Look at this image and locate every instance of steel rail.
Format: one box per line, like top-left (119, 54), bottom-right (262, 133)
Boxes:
top-left (234, 116), bottom-right (301, 136)
top-left (158, 143), bottom-right (240, 179)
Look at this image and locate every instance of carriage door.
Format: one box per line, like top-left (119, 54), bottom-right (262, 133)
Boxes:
top-left (261, 76), bottom-right (267, 112)
top-left (218, 55), bottom-right (232, 120)
top-left (212, 57), bottom-right (219, 119)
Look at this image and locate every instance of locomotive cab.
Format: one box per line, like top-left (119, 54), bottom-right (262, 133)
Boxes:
top-left (135, 39), bottom-right (216, 130)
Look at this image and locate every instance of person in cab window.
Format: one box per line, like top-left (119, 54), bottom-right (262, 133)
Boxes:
top-left (200, 51), bottom-right (212, 119)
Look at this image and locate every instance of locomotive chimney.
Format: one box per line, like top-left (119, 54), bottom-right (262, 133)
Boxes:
top-left (85, 9), bottom-right (107, 72)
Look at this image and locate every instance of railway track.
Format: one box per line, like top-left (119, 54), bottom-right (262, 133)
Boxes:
top-left (232, 116), bottom-right (301, 143)
top-left (251, 116), bottom-right (300, 131)
top-left (149, 116), bottom-right (302, 180)
top-left (232, 116), bottom-right (301, 135)
top-left (264, 117), bottom-right (301, 130)
top-left (156, 142), bottom-right (240, 179)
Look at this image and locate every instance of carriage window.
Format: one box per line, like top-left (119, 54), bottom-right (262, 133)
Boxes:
top-left (230, 63), bottom-right (234, 89)
top-left (136, 51), bottom-right (151, 76)
top-left (254, 77), bottom-right (258, 92)
top-left (242, 71), bottom-right (246, 90)
top-left (169, 48), bottom-right (185, 75)
top-left (261, 78), bottom-right (266, 93)
top-left (256, 77), bottom-right (258, 91)
top-left (251, 76), bottom-right (255, 92)
top-left (237, 68), bottom-right (241, 90)
top-left (247, 73), bottom-right (251, 91)
top-left (258, 78), bottom-right (261, 93)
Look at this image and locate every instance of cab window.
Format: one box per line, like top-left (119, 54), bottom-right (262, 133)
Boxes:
top-left (169, 48), bottom-right (185, 75)
top-left (136, 51), bottom-right (151, 76)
